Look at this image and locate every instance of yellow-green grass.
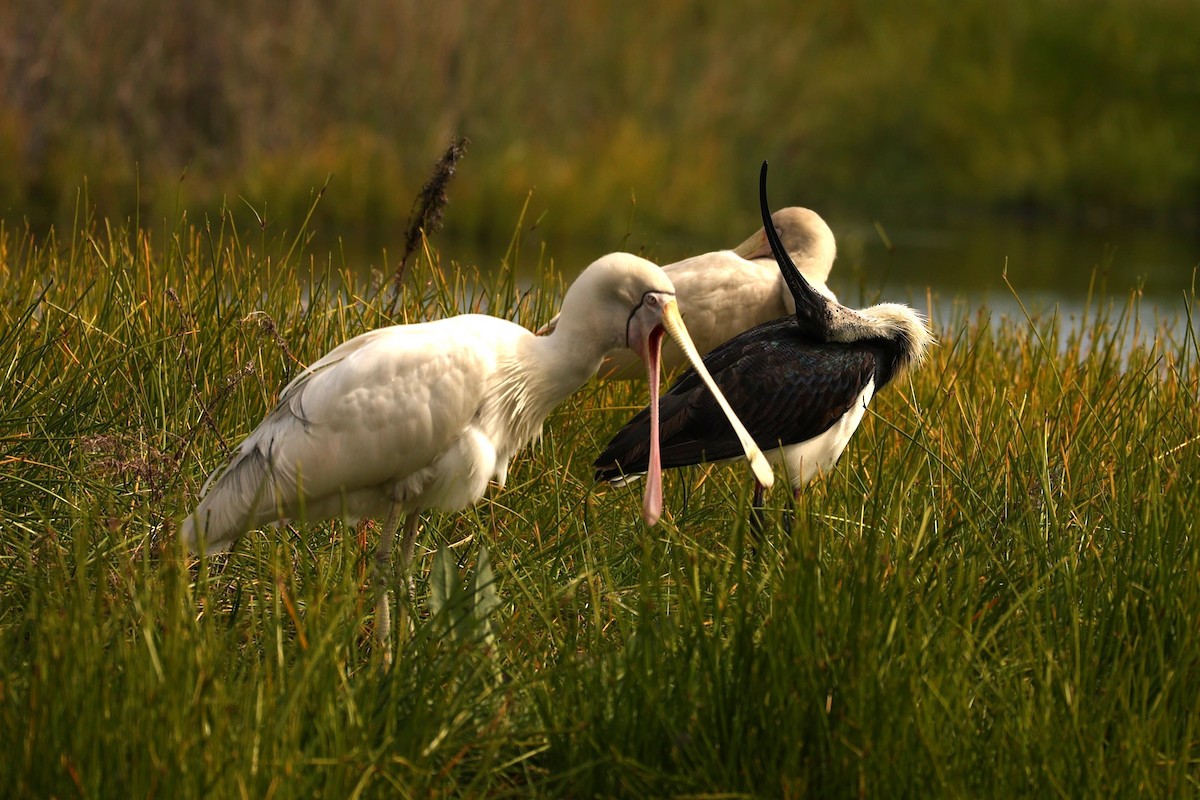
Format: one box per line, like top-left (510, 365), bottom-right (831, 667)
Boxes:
top-left (1, 212), bottom-right (1198, 797)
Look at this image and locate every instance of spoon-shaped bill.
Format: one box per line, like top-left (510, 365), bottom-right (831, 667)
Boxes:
top-left (659, 299), bottom-right (775, 490)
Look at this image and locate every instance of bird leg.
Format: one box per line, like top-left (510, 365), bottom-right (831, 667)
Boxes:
top-left (373, 505), bottom-right (403, 659)
top-left (782, 486), bottom-right (803, 535)
top-left (374, 508), bottom-right (423, 659)
top-left (355, 519), bottom-right (370, 586)
top-left (398, 512), bottom-right (422, 598)
top-left (749, 481), bottom-right (766, 546)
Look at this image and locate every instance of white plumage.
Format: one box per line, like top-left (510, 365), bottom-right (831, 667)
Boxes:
top-left (541, 207), bottom-right (840, 378)
top-left (182, 316), bottom-right (543, 550)
top-left (771, 381), bottom-right (875, 490)
top-left (182, 252), bottom-right (772, 646)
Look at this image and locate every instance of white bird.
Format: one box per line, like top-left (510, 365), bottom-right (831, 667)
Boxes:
top-left (541, 206), bottom-right (839, 378)
top-left (182, 253), bottom-right (773, 645)
top-left (596, 163), bottom-right (933, 518)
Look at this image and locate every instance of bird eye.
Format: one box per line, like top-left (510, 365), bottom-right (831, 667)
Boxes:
top-left (645, 294), bottom-right (659, 307)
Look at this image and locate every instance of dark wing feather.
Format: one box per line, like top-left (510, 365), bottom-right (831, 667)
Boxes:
top-left (595, 319), bottom-right (877, 481)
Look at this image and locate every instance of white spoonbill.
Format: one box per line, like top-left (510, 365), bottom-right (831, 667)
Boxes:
top-left (182, 253), bottom-right (773, 643)
top-left (542, 207), bottom-right (839, 378)
top-left (596, 163), bottom-right (932, 517)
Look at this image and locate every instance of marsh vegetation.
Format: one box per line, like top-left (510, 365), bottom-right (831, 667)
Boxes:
top-left (1, 212), bottom-right (1198, 796)
top-left (3, 1), bottom-right (1199, 793)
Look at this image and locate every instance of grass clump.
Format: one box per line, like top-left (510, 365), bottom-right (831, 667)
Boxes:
top-left (1, 213), bottom-right (1198, 797)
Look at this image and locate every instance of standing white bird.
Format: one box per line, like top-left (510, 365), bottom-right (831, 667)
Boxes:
top-left (182, 252), bottom-right (773, 644)
top-left (595, 163), bottom-right (932, 519)
top-left (542, 207), bottom-right (840, 378)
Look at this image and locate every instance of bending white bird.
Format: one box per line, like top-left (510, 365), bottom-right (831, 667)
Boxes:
top-left (182, 253), bottom-right (773, 644)
top-left (596, 163), bottom-right (932, 519)
top-left (542, 206), bottom-right (839, 378)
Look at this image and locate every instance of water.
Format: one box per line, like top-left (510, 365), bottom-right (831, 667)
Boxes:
top-left (831, 213), bottom-right (1198, 352)
top-left (838, 213), bottom-right (1195, 303)
top-left (375, 211), bottom-right (1199, 347)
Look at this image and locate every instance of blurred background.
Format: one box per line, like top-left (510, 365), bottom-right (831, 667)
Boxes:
top-left (1, 0), bottom-right (1198, 310)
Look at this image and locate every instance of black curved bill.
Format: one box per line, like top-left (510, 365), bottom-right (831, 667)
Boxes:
top-left (758, 160), bottom-right (832, 335)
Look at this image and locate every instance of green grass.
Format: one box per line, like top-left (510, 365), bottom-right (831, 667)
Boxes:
top-left (1, 211), bottom-right (1199, 798)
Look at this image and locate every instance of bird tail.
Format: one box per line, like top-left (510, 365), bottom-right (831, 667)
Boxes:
top-left (596, 469), bottom-right (644, 488)
top-left (181, 446), bottom-right (274, 555)
top-left (594, 409), bottom-right (653, 485)
top-left (594, 438), bottom-right (651, 486)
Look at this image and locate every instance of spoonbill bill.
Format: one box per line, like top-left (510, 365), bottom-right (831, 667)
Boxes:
top-left (594, 162), bottom-right (932, 516)
top-left (182, 252), bottom-right (773, 643)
